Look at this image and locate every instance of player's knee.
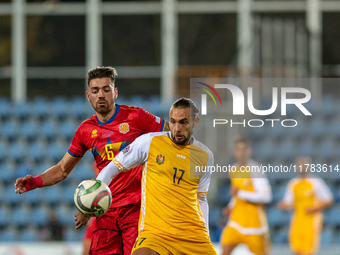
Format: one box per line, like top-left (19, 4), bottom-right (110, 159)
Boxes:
top-left (132, 247), bottom-right (159, 255)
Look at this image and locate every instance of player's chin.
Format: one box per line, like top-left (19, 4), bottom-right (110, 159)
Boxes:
top-left (172, 136), bottom-right (188, 145)
top-left (95, 106), bottom-right (110, 114)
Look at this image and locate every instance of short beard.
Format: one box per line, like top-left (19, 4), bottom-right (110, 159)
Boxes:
top-left (91, 101), bottom-right (112, 115)
top-left (171, 134), bottom-right (190, 145)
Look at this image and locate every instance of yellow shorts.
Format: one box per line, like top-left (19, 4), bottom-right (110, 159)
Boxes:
top-left (290, 225), bottom-right (320, 254)
top-left (220, 226), bottom-right (271, 255)
top-left (131, 232), bottom-right (217, 255)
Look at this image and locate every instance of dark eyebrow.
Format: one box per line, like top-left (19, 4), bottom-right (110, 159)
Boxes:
top-left (91, 85), bottom-right (111, 90)
top-left (170, 117), bottom-right (189, 122)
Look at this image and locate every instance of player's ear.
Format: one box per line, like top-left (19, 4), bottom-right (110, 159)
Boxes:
top-left (114, 87), bottom-right (118, 99)
top-left (193, 116), bottom-right (199, 128)
top-left (86, 91), bottom-right (90, 102)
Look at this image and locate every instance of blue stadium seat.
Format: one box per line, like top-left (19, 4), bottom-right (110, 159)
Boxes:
top-left (308, 118), bottom-right (325, 138)
top-left (39, 119), bottom-right (58, 139)
top-left (288, 118), bottom-right (305, 137)
top-left (32, 98), bottom-right (49, 118)
top-left (328, 118), bottom-right (340, 138)
top-left (297, 140), bottom-right (317, 158)
top-left (256, 139), bottom-right (276, 161)
top-left (20, 120), bottom-right (39, 139)
top-left (216, 186), bottom-right (231, 205)
top-left (64, 184), bottom-right (77, 205)
top-left (64, 226), bottom-right (82, 242)
top-left (321, 95), bottom-right (335, 116)
top-left (330, 187), bottom-right (340, 203)
top-left (12, 204), bottom-right (32, 227)
top-left (9, 140), bottom-right (28, 161)
top-left (51, 97), bottom-right (68, 118)
top-left (267, 123), bottom-right (285, 138)
top-left (272, 185), bottom-right (286, 203)
top-left (267, 207), bottom-right (285, 227)
top-left (2, 119), bottom-right (20, 140)
top-left (55, 205), bottom-right (77, 226)
top-left (0, 227), bottom-right (18, 242)
top-left (144, 96), bottom-right (162, 115)
top-left (272, 227), bottom-right (288, 244)
top-left (321, 228), bottom-right (334, 245)
top-left (209, 207), bottom-right (222, 227)
top-left (325, 206), bottom-right (340, 226)
top-left (19, 227), bottom-right (39, 242)
top-left (0, 161), bottom-right (16, 183)
top-left (29, 140), bottom-right (48, 161)
top-left (42, 185), bottom-right (64, 205)
top-left (74, 161), bottom-right (95, 180)
top-left (277, 139), bottom-right (295, 160)
top-left (48, 141), bottom-right (67, 161)
top-left (59, 120), bottom-right (78, 139)
top-left (319, 139), bottom-right (336, 161)
top-left (0, 97), bottom-right (9, 118)
top-left (5, 184), bottom-right (21, 205)
top-left (70, 97), bottom-right (87, 118)
top-left (0, 206), bottom-right (11, 227)
top-left (0, 142), bottom-right (9, 161)
top-left (13, 101), bottom-right (31, 119)
top-left (32, 205), bottom-right (50, 227)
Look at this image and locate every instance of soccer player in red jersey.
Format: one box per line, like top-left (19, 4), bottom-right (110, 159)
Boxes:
top-left (14, 66), bottom-right (169, 255)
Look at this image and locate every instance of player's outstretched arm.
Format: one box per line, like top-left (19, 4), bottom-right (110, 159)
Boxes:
top-left (15, 153), bottom-right (81, 194)
top-left (97, 133), bottom-right (151, 185)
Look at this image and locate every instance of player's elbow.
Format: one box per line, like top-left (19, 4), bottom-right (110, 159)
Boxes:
top-left (264, 192), bottom-right (273, 204)
top-left (57, 163), bottom-right (70, 182)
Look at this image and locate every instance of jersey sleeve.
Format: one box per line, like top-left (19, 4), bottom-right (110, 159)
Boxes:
top-left (115, 133), bottom-right (152, 170)
top-left (68, 126), bottom-right (87, 158)
top-left (96, 133), bottom-right (153, 185)
top-left (138, 107), bottom-right (166, 133)
top-left (282, 180), bottom-right (295, 204)
top-left (197, 152), bottom-right (213, 197)
top-left (237, 178), bottom-right (272, 204)
top-left (313, 178), bottom-right (333, 202)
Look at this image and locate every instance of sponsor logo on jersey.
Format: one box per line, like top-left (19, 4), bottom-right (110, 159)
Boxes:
top-left (119, 123), bottom-right (130, 134)
top-left (176, 154), bottom-right (186, 159)
top-left (91, 129), bottom-right (98, 138)
top-left (155, 116), bottom-right (161, 124)
top-left (102, 131), bottom-right (113, 138)
top-left (122, 145), bottom-right (130, 155)
top-left (156, 154), bottom-right (165, 165)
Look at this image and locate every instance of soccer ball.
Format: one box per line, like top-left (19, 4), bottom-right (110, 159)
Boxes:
top-left (74, 180), bottom-right (112, 217)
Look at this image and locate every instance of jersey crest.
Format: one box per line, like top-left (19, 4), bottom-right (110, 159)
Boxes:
top-left (119, 123), bottom-right (130, 134)
top-left (156, 154), bottom-right (165, 165)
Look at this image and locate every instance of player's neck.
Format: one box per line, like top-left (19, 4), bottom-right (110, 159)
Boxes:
top-left (96, 104), bottom-right (116, 123)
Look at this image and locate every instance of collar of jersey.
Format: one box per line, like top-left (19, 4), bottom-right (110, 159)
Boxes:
top-left (96, 104), bottom-right (120, 125)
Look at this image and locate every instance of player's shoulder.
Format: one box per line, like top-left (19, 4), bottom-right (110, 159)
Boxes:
top-left (192, 138), bottom-right (213, 159)
top-left (137, 131), bottom-right (170, 142)
top-left (287, 177), bottom-right (301, 188)
top-left (307, 175), bottom-right (328, 187)
top-left (119, 104), bottom-right (141, 112)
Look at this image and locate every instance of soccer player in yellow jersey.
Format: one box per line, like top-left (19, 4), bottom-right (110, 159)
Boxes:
top-left (220, 137), bottom-right (272, 255)
top-left (278, 156), bottom-right (333, 255)
top-left (96, 98), bottom-right (217, 255)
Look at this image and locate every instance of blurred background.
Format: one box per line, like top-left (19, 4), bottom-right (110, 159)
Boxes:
top-left (1, 0), bottom-right (340, 254)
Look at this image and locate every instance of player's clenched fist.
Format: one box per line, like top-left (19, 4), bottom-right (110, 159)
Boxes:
top-left (14, 174), bottom-right (43, 194)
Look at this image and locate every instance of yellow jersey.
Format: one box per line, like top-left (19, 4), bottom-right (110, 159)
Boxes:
top-left (111, 131), bottom-right (214, 242)
top-left (227, 160), bottom-right (272, 235)
top-left (282, 175), bottom-right (333, 253)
